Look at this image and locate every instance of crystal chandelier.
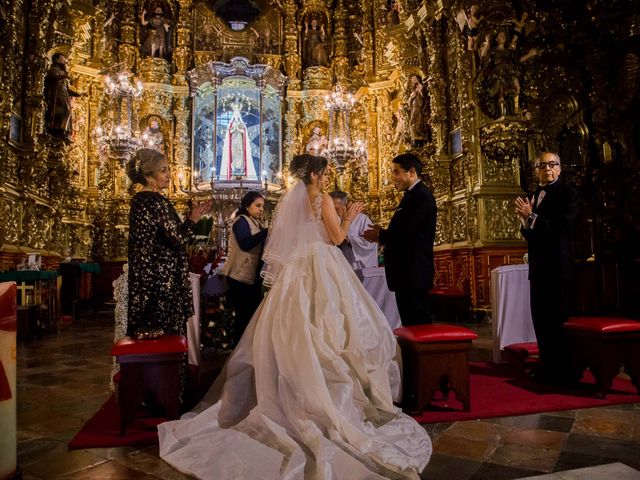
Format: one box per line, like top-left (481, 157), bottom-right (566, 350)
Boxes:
top-left (94, 68), bottom-right (144, 163)
top-left (322, 83), bottom-right (367, 174)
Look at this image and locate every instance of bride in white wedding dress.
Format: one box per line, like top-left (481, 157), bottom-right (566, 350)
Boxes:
top-left (158, 155), bottom-right (432, 479)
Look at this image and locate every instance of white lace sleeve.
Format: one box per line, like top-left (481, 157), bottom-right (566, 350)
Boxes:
top-left (110, 265), bottom-right (129, 392)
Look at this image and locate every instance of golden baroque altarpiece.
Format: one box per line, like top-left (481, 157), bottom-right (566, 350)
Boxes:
top-left (1, 0), bottom-right (638, 313)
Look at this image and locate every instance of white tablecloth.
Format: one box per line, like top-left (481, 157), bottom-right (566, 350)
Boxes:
top-left (359, 267), bottom-right (402, 330)
top-left (491, 264), bottom-right (536, 362)
top-left (188, 273), bottom-right (201, 367)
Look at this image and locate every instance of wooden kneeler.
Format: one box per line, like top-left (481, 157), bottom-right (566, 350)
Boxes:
top-left (111, 335), bottom-right (187, 435)
top-left (394, 324), bottom-right (477, 415)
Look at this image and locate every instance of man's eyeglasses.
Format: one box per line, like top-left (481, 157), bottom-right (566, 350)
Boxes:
top-left (535, 161), bottom-right (560, 170)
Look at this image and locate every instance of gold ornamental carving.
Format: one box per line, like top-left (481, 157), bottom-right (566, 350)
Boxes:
top-left (452, 203), bottom-right (467, 242)
top-left (302, 66), bottom-right (332, 90)
top-left (434, 204), bottom-right (450, 246)
top-left (483, 198), bottom-right (521, 241)
top-left (140, 57), bottom-right (172, 84)
top-left (482, 154), bottom-right (518, 184)
top-left (0, 199), bottom-right (20, 246)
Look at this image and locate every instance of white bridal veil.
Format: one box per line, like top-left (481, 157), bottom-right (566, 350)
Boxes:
top-left (261, 180), bottom-right (324, 286)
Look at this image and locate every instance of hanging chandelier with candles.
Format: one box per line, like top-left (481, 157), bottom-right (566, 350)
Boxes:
top-left (94, 67), bottom-right (144, 163)
top-left (322, 83), bottom-right (367, 174)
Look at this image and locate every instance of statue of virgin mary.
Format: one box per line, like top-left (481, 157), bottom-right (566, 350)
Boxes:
top-left (219, 102), bottom-right (257, 180)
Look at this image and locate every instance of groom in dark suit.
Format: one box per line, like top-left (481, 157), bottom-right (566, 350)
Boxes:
top-left (363, 153), bottom-right (437, 325)
top-left (515, 151), bottom-right (580, 384)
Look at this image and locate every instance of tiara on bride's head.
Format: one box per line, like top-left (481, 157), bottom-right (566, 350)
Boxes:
top-left (290, 164), bottom-right (306, 179)
top-left (289, 154), bottom-right (311, 179)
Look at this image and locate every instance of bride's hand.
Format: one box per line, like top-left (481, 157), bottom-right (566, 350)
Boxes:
top-left (344, 202), bottom-right (364, 221)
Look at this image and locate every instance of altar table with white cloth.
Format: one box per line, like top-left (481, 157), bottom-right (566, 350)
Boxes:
top-left (491, 264), bottom-right (537, 362)
top-left (359, 267), bottom-right (402, 330)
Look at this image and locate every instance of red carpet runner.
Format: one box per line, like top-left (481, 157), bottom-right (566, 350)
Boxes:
top-left (411, 362), bottom-right (640, 424)
top-left (69, 362), bottom-right (640, 449)
top-left (69, 394), bottom-right (163, 449)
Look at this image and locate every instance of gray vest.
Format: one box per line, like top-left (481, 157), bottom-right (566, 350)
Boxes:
top-left (223, 214), bottom-right (263, 285)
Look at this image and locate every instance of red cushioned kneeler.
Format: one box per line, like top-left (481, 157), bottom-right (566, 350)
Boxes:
top-left (112, 335), bottom-right (187, 435)
top-left (394, 324), bottom-right (477, 415)
top-left (564, 317), bottom-right (640, 397)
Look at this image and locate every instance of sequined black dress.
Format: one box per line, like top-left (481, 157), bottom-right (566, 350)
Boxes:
top-left (127, 191), bottom-right (194, 337)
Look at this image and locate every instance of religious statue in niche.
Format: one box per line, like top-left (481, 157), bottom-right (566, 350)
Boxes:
top-left (392, 107), bottom-right (408, 146)
top-left (303, 16), bottom-right (330, 68)
top-left (140, 3), bottom-right (172, 60)
top-left (455, 5), bottom-right (484, 51)
top-left (305, 126), bottom-right (328, 155)
top-left (250, 20), bottom-right (277, 54)
top-left (141, 116), bottom-right (164, 153)
top-left (219, 102), bottom-right (256, 180)
top-left (349, 26), bottom-right (366, 69)
top-left (509, 12), bottom-right (536, 50)
top-left (477, 30), bottom-right (539, 117)
top-left (407, 74), bottom-right (430, 145)
top-left (44, 53), bottom-right (84, 141)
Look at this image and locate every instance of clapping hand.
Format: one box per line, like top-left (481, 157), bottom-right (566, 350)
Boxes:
top-left (514, 196), bottom-right (533, 220)
top-left (344, 201), bottom-right (364, 221)
top-left (189, 200), bottom-right (212, 223)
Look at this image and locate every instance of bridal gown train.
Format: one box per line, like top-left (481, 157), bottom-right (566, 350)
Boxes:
top-left (158, 199), bottom-right (432, 479)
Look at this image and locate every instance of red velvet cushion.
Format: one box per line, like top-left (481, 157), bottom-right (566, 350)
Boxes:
top-left (503, 342), bottom-right (539, 356)
top-left (111, 335), bottom-right (188, 356)
top-left (564, 317), bottom-right (640, 334)
top-left (394, 324), bottom-right (478, 342)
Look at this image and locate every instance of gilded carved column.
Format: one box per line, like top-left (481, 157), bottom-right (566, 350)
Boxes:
top-left (422, 19), bottom-right (447, 155)
top-left (117, 0), bottom-right (137, 69)
top-left (23, 1), bottom-right (59, 145)
top-left (333, 0), bottom-right (349, 83)
top-left (361, 2), bottom-right (374, 80)
top-left (283, 0), bottom-right (300, 89)
top-left (173, 0), bottom-right (193, 85)
top-left (172, 94), bottom-right (190, 197)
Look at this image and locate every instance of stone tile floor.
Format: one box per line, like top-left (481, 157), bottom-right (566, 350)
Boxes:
top-left (16, 311), bottom-right (640, 479)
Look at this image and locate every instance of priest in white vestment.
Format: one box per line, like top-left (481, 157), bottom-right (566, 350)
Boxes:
top-left (330, 191), bottom-right (378, 270)
top-left (330, 191), bottom-right (402, 329)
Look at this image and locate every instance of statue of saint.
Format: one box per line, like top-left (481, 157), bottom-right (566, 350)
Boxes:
top-left (219, 103), bottom-right (256, 180)
top-left (408, 74), bottom-right (429, 144)
top-left (478, 31), bottom-right (539, 116)
top-left (303, 18), bottom-right (330, 68)
top-left (305, 126), bottom-right (328, 155)
top-left (142, 117), bottom-right (164, 153)
top-left (140, 5), bottom-right (172, 60)
top-left (44, 53), bottom-right (83, 141)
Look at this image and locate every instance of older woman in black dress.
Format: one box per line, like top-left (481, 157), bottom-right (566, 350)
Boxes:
top-left (126, 148), bottom-right (210, 339)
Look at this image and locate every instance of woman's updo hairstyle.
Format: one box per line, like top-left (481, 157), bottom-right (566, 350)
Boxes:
top-left (126, 148), bottom-right (166, 185)
top-left (238, 191), bottom-right (264, 216)
top-left (289, 154), bottom-right (328, 185)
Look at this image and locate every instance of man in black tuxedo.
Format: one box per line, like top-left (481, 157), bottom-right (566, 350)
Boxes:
top-left (515, 151), bottom-right (580, 384)
top-left (363, 153), bottom-right (437, 325)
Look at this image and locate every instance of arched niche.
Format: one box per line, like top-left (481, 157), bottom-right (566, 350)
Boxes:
top-left (188, 56), bottom-right (288, 189)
